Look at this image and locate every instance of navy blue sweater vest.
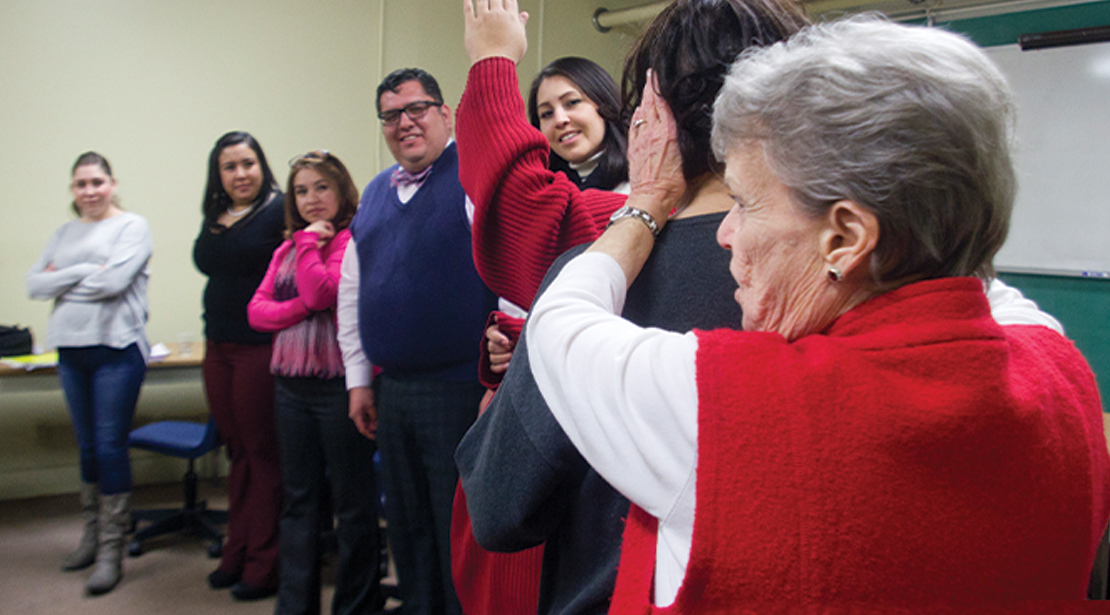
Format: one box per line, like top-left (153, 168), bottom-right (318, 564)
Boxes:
top-left (350, 143), bottom-right (495, 381)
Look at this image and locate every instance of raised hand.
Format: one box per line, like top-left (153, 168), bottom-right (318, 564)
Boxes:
top-left (463, 0), bottom-right (529, 64)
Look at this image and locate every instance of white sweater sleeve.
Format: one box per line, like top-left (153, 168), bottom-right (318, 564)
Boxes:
top-left (528, 252), bottom-right (701, 605)
top-left (526, 251), bottom-right (699, 518)
top-left (338, 237), bottom-right (372, 389)
top-left (986, 278), bottom-right (1064, 333)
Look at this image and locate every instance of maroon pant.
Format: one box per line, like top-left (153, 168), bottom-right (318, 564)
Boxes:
top-left (203, 341), bottom-right (282, 588)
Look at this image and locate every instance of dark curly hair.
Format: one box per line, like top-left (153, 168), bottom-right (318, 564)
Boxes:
top-left (622, 0), bottom-right (809, 182)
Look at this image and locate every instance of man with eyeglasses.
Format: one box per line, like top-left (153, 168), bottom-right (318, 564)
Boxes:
top-left (338, 67), bottom-right (496, 615)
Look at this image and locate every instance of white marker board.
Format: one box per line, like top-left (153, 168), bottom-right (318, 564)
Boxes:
top-left (985, 41), bottom-right (1110, 277)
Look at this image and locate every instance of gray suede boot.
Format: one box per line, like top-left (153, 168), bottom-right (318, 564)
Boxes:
top-left (86, 492), bottom-right (130, 596)
top-left (61, 482), bottom-right (98, 571)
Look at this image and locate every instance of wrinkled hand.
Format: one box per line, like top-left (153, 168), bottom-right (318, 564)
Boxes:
top-left (348, 386), bottom-right (377, 440)
top-left (626, 70), bottom-right (686, 225)
top-left (486, 321), bottom-right (515, 374)
top-left (463, 0), bottom-right (529, 64)
top-left (305, 220), bottom-right (335, 248)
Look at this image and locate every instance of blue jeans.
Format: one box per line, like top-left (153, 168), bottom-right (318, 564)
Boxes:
top-left (57, 344), bottom-right (146, 495)
top-left (274, 376), bottom-right (381, 615)
top-left (376, 376), bottom-right (483, 615)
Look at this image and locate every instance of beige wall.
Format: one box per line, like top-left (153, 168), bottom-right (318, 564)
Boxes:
top-left (0, 0), bottom-right (644, 499)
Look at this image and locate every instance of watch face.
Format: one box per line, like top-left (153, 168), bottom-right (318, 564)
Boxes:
top-left (610, 205), bottom-right (630, 222)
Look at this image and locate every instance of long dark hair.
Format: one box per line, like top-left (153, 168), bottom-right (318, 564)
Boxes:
top-left (622, 0), bottom-right (810, 182)
top-left (70, 151), bottom-right (117, 216)
top-left (528, 57), bottom-right (628, 191)
top-left (284, 151), bottom-right (360, 239)
top-left (201, 131), bottom-right (280, 227)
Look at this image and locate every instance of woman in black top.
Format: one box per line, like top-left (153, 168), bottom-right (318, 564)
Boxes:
top-left (192, 131), bottom-right (284, 601)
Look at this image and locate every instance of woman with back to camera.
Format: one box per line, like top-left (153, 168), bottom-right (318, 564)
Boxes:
top-left (193, 131), bottom-right (284, 601)
top-left (248, 151), bottom-right (382, 615)
top-left (526, 16), bottom-right (1110, 607)
top-left (26, 152), bottom-right (153, 596)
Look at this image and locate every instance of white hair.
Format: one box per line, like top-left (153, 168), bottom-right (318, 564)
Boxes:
top-left (712, 14), bottom-right (1016, 282)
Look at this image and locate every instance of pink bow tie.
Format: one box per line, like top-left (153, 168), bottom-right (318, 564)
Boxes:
top-left (390, 165), bottom-right (432, 189)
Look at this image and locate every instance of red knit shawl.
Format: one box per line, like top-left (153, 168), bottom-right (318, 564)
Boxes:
top-left (610, 277), bottom-right (1110, 612)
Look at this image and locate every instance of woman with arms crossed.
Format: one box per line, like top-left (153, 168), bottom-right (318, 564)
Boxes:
top-left (27, 152), bottom-right (152, 596)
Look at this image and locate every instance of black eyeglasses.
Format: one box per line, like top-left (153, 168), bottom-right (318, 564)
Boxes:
top-left (378, 100), bottom-right (443, 126)
top-left (288, 150), bottom-right (330, 167)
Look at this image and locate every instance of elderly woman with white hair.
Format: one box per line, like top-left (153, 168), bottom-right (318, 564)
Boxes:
top-left (525, 16), bottom-right (1110, 608)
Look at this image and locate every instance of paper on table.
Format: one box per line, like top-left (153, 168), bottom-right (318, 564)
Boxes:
top-left (0, 351), bottom-right (59, 371)
top-left (149, 343), bottom-right (171, 362)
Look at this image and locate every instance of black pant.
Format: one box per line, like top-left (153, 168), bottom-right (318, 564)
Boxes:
top-left (376, 376), bottom-right (483, 615)
top-left (274, 376), bottom-right (381, 615)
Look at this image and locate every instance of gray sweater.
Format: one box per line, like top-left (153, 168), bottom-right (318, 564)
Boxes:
top-left (457, 212), bottom-right (741, 615)
top-left (26, 211), bottom-right (152, 359)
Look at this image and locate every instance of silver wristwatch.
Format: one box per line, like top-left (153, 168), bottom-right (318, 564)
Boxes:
top-left (606, 205), bottom-right (660, 237)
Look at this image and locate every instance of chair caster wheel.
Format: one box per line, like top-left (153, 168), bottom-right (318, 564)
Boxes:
top-left (207, 541), bottom-right (222, 558)
top-left (128, 540), bottom-right (144, 557)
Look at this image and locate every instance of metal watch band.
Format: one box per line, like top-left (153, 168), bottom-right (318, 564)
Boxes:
top-left (607, 205), bottom-right (660, 237)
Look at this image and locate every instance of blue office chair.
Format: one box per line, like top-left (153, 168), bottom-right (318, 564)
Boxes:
top-left (127, 417), bottom-right (227, 558)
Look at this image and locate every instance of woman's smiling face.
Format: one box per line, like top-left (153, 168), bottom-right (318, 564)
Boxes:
top-left (536, 75), bottom-right (606, 165)
top-left (218, 142), bottom-right (263, 207)
top-left (71, 164), bottom-right (116, 221)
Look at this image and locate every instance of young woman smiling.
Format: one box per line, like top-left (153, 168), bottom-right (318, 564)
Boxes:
top-left (248, 151), bottom-right (382, 615)
top-left (193, 131), bottom-right (285, 600)
top-left (27, 151), bottom-right (152, 596)
top-left (528, 57), bottom-right (629, 192)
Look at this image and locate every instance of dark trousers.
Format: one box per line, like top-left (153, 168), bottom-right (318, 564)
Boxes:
top-left (57, 344), bottom-right (146, 495)
top-left (377, 376), bottom-right (483, 615)
top-left (274, 376), bottom-right (381, 615)
top-left (203, 341), bottom-right (282, 588)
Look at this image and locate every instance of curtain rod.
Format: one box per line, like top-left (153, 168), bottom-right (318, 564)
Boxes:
top-left (593, 2), bottom-right (668, 32)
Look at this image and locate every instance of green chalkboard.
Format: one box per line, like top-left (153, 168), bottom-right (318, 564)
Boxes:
top-left (941, 2), bottom-right (1110, 406)
top-left (925, 1), bottom-right (1110, 47)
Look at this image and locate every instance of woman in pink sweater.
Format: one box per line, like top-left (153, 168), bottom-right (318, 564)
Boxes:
top-left (248, 152), bottom-right (382, 615)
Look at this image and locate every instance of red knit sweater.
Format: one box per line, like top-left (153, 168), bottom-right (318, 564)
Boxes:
top-left (456, 57), bottom-right (626, 312)
top-left (452, 58), bottom-right (628, 615)
top-left (609, 278), bottom-right (1110, 611)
